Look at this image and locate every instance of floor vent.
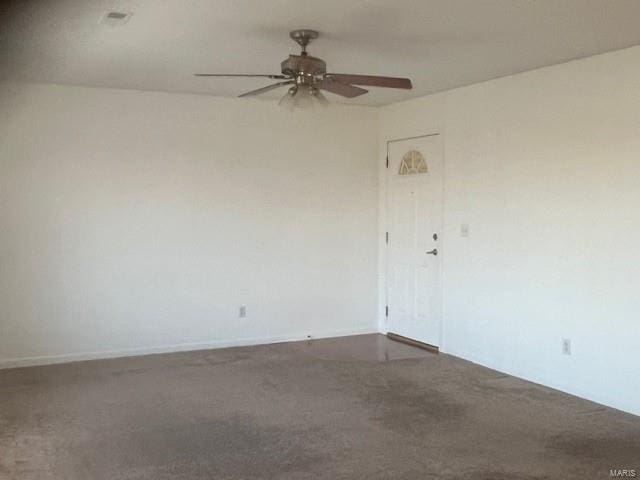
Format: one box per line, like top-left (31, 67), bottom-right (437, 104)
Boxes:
top-left (100, 11), bottom-right (133, 26)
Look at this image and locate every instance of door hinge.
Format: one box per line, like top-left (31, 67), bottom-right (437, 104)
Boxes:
top-left (385, 231), bottom-right (389, 244)
top-left (385, 305), bottom-right (389, 317)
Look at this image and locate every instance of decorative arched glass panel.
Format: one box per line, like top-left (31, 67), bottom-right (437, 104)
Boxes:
top-left (399, 150), bottom-right (428, 175)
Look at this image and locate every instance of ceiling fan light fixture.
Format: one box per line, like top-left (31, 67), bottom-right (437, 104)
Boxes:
top-left (278, 85), bottom-right (298, 110)
top-left (310, 86), bottom-right (329, 106)
top-left (278, 84), bottom-right (328, 111)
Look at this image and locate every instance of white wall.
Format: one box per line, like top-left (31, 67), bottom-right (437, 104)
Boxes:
top-left (379, 46), bottom-right (640, 416)
top-left (0, 83), bottom-right (379, 367)
top-left (2, 47), bottom-right (639, 417)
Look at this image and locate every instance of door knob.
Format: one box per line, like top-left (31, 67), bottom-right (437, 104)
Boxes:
top-left (426, 248), bottom-right (438, 256)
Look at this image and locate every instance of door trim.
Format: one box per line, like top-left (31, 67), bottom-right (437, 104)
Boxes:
top-left (384, 132), bottom-right (445, 348)
top-left (386, 133), bottom-right (440, 145)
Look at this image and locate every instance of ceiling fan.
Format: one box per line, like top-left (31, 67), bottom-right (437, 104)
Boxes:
top-left (195, 29), bottom-right (412, 107)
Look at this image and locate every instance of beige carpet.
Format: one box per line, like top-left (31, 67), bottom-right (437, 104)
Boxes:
top-left (1, 334), bottom-right (638, 479)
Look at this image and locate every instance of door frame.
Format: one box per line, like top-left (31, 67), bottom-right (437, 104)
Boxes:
top-left (383, 132), bottom-right (445, 349)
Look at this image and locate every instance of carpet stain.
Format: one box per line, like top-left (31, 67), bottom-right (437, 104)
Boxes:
top-left (358, 375), bottom-right (468, 434)
top-left (546, 432), bottom-right (640, 462)
top-left (447, 469), bottom-right (553, 480)
top-left (70, 415), bottom-right (329, 480)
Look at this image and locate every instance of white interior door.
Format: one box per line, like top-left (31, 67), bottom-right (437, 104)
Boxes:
top-left (386, 134), bottom-right (443, 347)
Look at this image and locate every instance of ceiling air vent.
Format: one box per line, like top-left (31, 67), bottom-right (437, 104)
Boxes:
top-left (100, 10), bottom-right (133, 26)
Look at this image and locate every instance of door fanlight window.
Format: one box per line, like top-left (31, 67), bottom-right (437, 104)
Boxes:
top-left (399, 150), bottom-right (428, 175)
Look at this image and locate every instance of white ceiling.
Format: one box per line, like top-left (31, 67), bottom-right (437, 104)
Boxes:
top-left (2, 0), bottom-right (640, 106)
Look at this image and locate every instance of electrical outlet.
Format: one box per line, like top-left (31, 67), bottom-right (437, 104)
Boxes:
top-left (562, 338), bottom-right (571, 355)
top-left (239, 306), bottom-right (246, 318)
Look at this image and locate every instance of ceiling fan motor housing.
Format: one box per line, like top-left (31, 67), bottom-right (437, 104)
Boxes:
top-left (281, 55), bottom-right (326, 84)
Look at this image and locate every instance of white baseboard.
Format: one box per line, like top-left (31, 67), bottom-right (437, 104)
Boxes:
top-left (441, 345), bottom-right (640, 418)
top-left (0, 326), bottom-right (378, 370)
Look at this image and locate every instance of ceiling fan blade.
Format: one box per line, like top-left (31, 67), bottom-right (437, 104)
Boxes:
top-left (316, 78), bottom-right (368, 98)
top-left (238, 80), bottom-right (295, 97)
top-left (194, 74), bottom-right (289, 79)
top-left (326, 74), bottom-right (412, 89)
